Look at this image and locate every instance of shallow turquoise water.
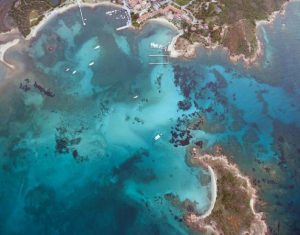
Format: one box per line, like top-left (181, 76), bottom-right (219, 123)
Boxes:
top-left (0, 3), bottom-right (300, 235)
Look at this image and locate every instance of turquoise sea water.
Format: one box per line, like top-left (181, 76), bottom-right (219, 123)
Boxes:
top-left (0, 3), bottom-right (300, 235)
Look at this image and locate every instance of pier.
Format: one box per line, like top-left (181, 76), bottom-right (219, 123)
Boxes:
top-left (148, 52), bottom-right (170, 65)
top-left (149, 62), bottom-right (170, 65)
top-left (148, 54), bottom-right (169, 57)
top-left (115, 3), bottom-right (132, 31)
top-left (116, 25), bottom-right (130, 31)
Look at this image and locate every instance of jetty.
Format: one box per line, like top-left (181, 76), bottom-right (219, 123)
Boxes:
top-left (75, 0), bottom-right (86, 26)
top-left (148, 54), bottom-right (169, 57)
top-left (149, 62), bottom-right (170, 65)
top-left (116, 25), bottom-right (130, 31)
top-left (148, 53), bottom-right (170, 65)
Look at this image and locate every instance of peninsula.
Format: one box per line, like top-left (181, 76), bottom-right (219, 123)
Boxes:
top-left (184, 147), bottom-right (268, 235)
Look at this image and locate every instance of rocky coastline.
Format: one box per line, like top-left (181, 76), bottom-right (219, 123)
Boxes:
top-left (184, 147), bottom-right (268, 235)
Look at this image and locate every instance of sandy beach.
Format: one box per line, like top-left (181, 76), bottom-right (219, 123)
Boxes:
top-left (0, 38), bottom-right (20, 69)
top-left (167, 29), bottom-right (183, 57)
top-left (200, 165), bottom-right (217, 219)
top-left (26, 1), bottom-right (126, 40)
top-left (25, 2), bottom-right (183, 57)
top-left (0, 0), bottom-right (296, 67)
top-left (147, 17), bottom-right (179, 32)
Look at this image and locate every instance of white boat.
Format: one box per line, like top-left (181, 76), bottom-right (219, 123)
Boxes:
top-left (150, 42), bottom-right (164, 49)
top-left (65, 68), bottom-right (70, 72)
top-left (72, 70), bottom-right (77, 75)
top-left (94, 45), bottom-right (100, 49)
top-left (89, 61), bottom-right (95, 66)
top-left (154, 133), bottom-right (162, 141)
top-left (105, 10), bottom-right (117, 16)
top-left (133, 95), bottom-right (139, 99)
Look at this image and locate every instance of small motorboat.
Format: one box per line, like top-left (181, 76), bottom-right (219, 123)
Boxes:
top-left (154, 133), bottom-right (162, 141)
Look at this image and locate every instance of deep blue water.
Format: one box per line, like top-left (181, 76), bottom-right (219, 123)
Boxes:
top-left (0, 2), bottom-right (300, 235)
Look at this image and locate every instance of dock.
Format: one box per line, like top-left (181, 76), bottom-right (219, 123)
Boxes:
top-left (148, 52), bottom-right (170, 65)
top-left (76, 0), bottom-right (86, 26)
top-left (148, 54), bottom-right (169, 57)
top-left (116, 25), bottom-right (130, 31)
top-left (149, 62), bottom-right (170, 65)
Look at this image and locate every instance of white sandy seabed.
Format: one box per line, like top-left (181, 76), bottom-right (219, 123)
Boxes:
top-left (0, 39), bottom-right (20, 69)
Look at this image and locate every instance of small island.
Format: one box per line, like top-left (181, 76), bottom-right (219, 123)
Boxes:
top-left (183, 147), bottom-right (268, 235)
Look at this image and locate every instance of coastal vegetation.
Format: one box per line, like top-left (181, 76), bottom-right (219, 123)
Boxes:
top-left (184, 0), bottom-right (287, 58)
top-left (182, 147), bottom-right (267, 234)
top-left (2, 0), bottom-right (288, 61)
top-left (9, 0), bottom-right (64, 36)
top-left (130, 12), bottom-right (140, 27)
top-left (174, 0), bottom-right (191, 6)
